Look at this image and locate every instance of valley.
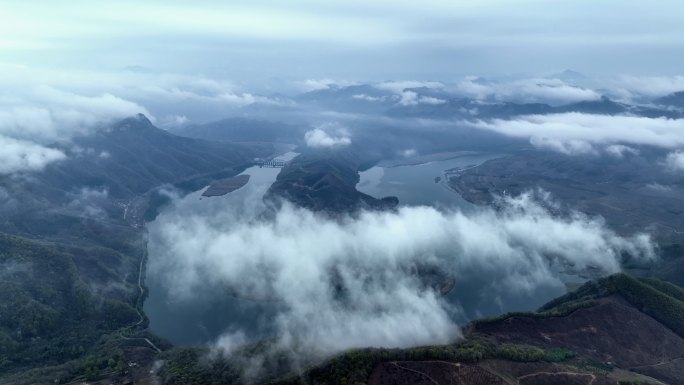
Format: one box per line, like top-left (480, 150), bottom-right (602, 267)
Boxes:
top-left (2, 81), bottom-right (684, 385)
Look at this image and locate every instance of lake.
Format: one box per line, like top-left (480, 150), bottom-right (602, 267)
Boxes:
top-left (143, 153), bottom-right (296, 345)
top-left (357, 153), bottom-right (566, 323)
top-left (357, 153), bottom-right (501, 209)
top-left (144, 152), bottom-right (567, 345)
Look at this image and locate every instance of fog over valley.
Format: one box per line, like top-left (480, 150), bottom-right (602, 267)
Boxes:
top-left (2, 2), bottom-right (684, 385)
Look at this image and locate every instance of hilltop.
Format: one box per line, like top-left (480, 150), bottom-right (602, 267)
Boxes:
top-left (259, 274), bottom-right (684, 385)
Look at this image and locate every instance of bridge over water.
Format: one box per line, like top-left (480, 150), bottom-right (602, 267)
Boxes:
top-left (255, 158), bottom-right (288, 168)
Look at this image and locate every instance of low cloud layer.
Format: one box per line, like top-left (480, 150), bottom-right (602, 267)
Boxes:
top-left (609, 75), bottom-right (684, 101)
top-left (0, 65), bottom-right (153, 174)
top-left (0, 63), bottom-right (294, 174)
top-left (148, 191), bottom-right (654, 360)
top-left (304, 126), bottom-right (351, 148)
top-left (455, 77), bottom-right (601, 105)
top-left (665, 151), bottom-right (684, 171)
top-left (0, 135), bottom-right (66, 174)
top-left (472, 113), bottom-right (684, 155)
top-left (398, 91), bottom-right (446, 106)
top-left (375, 80), bottom-right (444, 94)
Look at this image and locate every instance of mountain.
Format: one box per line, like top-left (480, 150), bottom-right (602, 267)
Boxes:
top-left (389, 95), bottom-right (680, 120)
top-left (546, 69), bottom-right (593, 87)
top-left (170, 116), bottom-right (304, 143)
top-left (296, 85), bottom-right (397, 112)
top-left (151, 274), bottom-right (684, 385)
top-left (557, 96), bottom-right (680, 118)
top-left (386, 98), bottom-right (555, 120)
top-left (269, 274), bottom-right (684, 385)
top-left (0, 115), bottom-right (275, 384)
top-left (655, 91), bottom-right (684, 108)
top-left (0, 114), bottom-right (274, 233)
top-left (297, 84), bottom-right (391, 103)
top-left (265, 149), bottom-right (398, 213)
top-left (449, 150), bottom-right (684, 244)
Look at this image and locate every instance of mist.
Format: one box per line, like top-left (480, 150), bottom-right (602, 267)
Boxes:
top-left (147, 189), bottom-right (654, 360)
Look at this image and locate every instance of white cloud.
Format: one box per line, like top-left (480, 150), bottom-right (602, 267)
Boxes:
top-left (610, 75), bottom-right (684, 100)
top-left (215, 92), bottom-right (287, 107)
top-left (645, 183), bottom-right (672, 193)
top-left (352, 94), bottom-right (386, 102)
top-left (214, 330), bottom-right (250, 356)
top-left (0, 135), bottom-right (66, 174)
top-left (298, 79), bottom-right (360, 92)
top-left (0, 63), bottom-right (293, 173)
top-left (148, 191), bottom-right (654, 360)
top-left (455, 77), bottom-right (601, 105)
top-left (400, 148), bottom-right (418, 158)
top-left (158, 115), bottom-right (188, 128)
top-left (472, 113), bottom-right (684, 154)
top-left (375, 81), bottom-right (444, 94)
top-left (529, 136), bottom-right (597, 155)
top-left (0, 85), bottom-right (150, 173)
top-left (397, 91), bottom-right (446, 106)
top-left (605, 144), bottom-right (639, 158)
top-left (304, 127), bottom-right (351, 148)
top-left (665, 151), bottom-right (684, 171)
top-left (65, 187), bottom-right (109, 218)
top-left (0, 90), bottom-right (151, 142)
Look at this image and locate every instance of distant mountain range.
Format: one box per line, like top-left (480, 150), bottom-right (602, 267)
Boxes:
top-left (169, 116), bottom-right (305, 143)
top-left (656, 91), bottom-right (684, 108)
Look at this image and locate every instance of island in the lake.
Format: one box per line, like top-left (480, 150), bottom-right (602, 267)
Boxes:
top-left (202, 174), bottom-right (251, 197)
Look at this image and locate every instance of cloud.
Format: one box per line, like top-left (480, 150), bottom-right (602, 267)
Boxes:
top-left (4, 1), bottom-right (684, 83)
top-left (610, 75), bottom-right (684, 100)
top-left (147, 190), bottom-right (654, 361)
top-left (665, 151), bottom-right (684, 171)
top-left (158, 115), bottom-right (188, 128)
top-left (400, 148), bottom-right (418, 157)
top-left (214, 330), bottom-right (250, 356)
top-left (65, 187), bottom-right (109, 218)
top-left (298, 79), bottom-right (360, 92)
top-left (0, 135), bottom-right (66, 174)
top-left (0, 89), bottom-right (148, 173)
top-left (455, 77), bottom-right (601, 105)
top-left (0, 89), bottom-right (151, 142)
top-left (375, 81), bottom-right (444, 94)
top-left (645, 183), bottom-right (672, 193)
top-left (605, 144), bottom-right (639, 158)
top-left (472, 113), bottom-right (684, 154)
top-left (0, 63), bottom-right (294, 173)
top-left (0, 62), bottom-right (288, 126)
top-left (352, 94), bottom-right (386, 102)
top-left (0, 65), bottom-right (160, 173)
top-left (397, 91), bottom-right (446, 106)
top-left (304, 127), bottom-right (351, 148)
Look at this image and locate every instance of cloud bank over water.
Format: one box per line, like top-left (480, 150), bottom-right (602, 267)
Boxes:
top-left (304, 125), bottom-right (352, 148)
top-left (148, 190), bottom-right (654, 358)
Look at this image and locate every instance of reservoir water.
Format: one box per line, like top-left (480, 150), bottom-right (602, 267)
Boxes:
top-left (144, 152), bottom-right (567, 345)
top-left (358, 153), bottom-right (566, 323)
top-left (144, 153), bottom-right (296, 345)
top-left (357, 153), bottom-right (501, 209)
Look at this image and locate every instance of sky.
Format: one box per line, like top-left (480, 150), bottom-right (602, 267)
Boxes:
top-left (2, 0), bottom-right (684, 82)
top-left (3, 1), bottom-right (684, 174)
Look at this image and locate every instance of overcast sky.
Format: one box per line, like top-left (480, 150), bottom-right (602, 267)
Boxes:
top-left (3, 0), bottom-right (684, 83)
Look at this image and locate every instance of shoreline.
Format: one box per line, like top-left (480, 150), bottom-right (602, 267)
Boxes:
top-left (377, 151), bottom-right (479, 168)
